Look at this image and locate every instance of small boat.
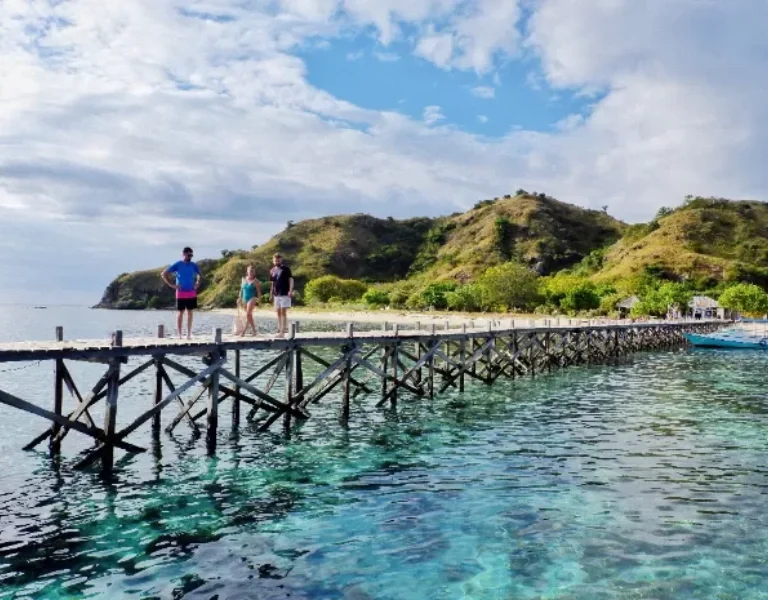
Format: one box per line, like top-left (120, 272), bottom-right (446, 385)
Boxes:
top-left (685, 331), bottom-right (768, 349)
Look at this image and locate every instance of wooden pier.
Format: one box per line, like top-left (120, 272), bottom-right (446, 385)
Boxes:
top-left (0, 319), bottom-right (723, 473)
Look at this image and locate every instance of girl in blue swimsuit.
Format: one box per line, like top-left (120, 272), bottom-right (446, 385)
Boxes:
top-left (239, 265), bottom-right (263, 336)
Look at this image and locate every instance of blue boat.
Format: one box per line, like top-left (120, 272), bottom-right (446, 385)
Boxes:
top-left (685, 331), bottom-right (768, 349)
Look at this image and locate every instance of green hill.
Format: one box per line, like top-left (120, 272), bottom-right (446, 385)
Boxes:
top-left (96, 193), bottom-right (625, 309)
top-left (593, 197), bottom-right (768, 288)
top-left (410, 194), bottom-right (624, 282)
top-left (97, 194), bottom-right (768, 312)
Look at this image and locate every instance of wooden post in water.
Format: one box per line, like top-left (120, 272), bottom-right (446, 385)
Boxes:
top-left (103, 330), bottom-right (123, 473)
top-left (459, 324), bottom-right (467, 392)
top-left (153, 325), bottom-right (165, 437)
top-left (233, 348), bottom-right (241, 428)
top-left (293, 322), bottom-right (303, 395)
top-left (485, 321), bottom-right (493, 383)
top-left (342, 323), bottom-right (353, 421)
top-left (380, 322), bottom-right (389, 404)
top-left (283, 325), bottom-right (295, 430)
top-left (414, 322), bottom-right (422, 386)
top-left (529, 333), bottom-right (535, 377)
top-left (207, 328), bottom-right (222, 454)
top-left (428, 324), bottom-right (436, 398)
top-left (50, 326), bottom-right (64, 455)
top-left (391, 325), bottom-right (399, 406)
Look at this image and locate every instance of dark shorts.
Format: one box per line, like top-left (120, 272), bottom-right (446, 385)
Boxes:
top-left (176, 297), bottom-right (198, 311)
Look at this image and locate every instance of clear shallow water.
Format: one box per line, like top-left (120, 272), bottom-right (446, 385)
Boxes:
top-left (1, 308), bottom-right (768, 598)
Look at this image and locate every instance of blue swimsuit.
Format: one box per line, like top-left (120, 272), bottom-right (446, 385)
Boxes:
top-left (241, 279), bottom-right (257, 302)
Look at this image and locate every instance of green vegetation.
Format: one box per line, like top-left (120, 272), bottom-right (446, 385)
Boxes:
top-left (98, 194), bottom-right (768, 317)
top-left (304, 275), bottom-right (367, 304)
top-left (631, 282), bottom-right (693, 317)
top-left (475, 262), bottom-right (541, 311)
top-left (718, 283), bottom-right (768, 316)
top-left (362, 288), bottom-right (390, 307)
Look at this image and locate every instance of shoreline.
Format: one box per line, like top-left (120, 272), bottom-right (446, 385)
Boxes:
top-left (211, 307), bottom-right (512, 326)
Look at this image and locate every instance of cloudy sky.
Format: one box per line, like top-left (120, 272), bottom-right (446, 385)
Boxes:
top-left (2, 0), bottom-right (767, 304)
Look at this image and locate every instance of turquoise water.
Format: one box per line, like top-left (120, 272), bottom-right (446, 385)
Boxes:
top-left (2, 308), bottom-right (768, 598)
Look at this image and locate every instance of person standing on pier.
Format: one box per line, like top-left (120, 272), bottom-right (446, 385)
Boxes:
top-left (269, 253), bottom-right (294, 337)
top-left (239, 265), bottom-right (263, 336)
top-left (161, 247), bottom-right (201, 339)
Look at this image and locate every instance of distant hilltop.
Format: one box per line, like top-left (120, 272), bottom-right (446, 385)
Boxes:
top-left (96, 193), bottom-right (768, 312)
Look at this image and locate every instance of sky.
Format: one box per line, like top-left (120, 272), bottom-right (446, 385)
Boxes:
top-left (2, 0), bottom-right (768, 304)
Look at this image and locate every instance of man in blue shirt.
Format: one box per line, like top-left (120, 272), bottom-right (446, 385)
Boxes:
top-left (161, 247), bottom-right (201, 338)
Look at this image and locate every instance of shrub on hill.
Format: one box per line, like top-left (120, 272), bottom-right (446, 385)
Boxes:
top-left (445, 285), bottom-right (482, 312)
top-left (405, 282), bottom-right (458, 310)
top-left (476, 262), bottom-right (541, 312)
top-left (362, 288), bottom-right (390, 307)
top-left (631, 282), bottom-right (693, 317)
top-left (718, 283), bottom-right (768, 316)
top-left (305, 275), bottom-right (367, 304)
top-left (560, 286), bottom-right (600, 313)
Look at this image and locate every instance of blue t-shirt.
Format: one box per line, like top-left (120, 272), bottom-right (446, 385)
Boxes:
top-left (167, 260), bottom-right (200, 292)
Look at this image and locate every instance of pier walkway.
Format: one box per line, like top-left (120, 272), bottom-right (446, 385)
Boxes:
top-left (0, 318), bottom-right (723, 473)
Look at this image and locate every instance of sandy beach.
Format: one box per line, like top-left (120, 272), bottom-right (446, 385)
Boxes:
top-left (209, 306), bottom-right (635, 328)
top-left (211, 307), bottom-right (677, 329)
top-left (212, 306), bottom-right (510, 327)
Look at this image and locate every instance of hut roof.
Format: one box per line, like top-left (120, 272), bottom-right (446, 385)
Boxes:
top-left (689, 295), bottom-right (719, 309)
top-left (617, 295), bottom-right (640, 309)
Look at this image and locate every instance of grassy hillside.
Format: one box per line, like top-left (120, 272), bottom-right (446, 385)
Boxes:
top-left (97, 193), bottom-right (625, 309)
top-left (96, 193), bottom-right (768, 312)
top-left (199, 214), bottom-right (435, 306)
top-left (594, 198), bottom-right (768, 288)
top-left (410, 194), bottom-right (624, 282)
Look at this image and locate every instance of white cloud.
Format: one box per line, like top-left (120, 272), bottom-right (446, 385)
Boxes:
top-left (413, 0), bottom-right (521, 72)
top-left (522, 0), bottom-right (768, 212)
top-left (373, 51), bottom-right (401, 62)
top-left (414, 26), bottom-right (455, 68)
top-left (477, 115), bottom-right (489, 123)
top-left (423, 105), bottom-right (445, 126)
top-left (471, 85), bottom-right (495, 99)
top-left (2, 0), bottom-right (768, 302)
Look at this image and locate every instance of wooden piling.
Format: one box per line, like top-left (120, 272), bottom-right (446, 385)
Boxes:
top-left (293, 322), bottom-right (303, 396)
top-left (283, 325), bottom-right (295, 430)
top-left (459, 325), bottom-right (467, 392)
top-left (206, 328), bottom-right (222, 454)
top-left (102, 330), bottom-right (122, 473)
top-left (391, 325), bottom-right (399, 406)
top-left (233, 349), bottom-right (241, 428)
top-left (50, 327), bottom-right (65, 455)
top-left (153, 325), bottom-right (165, 437)
top-left (342, 324), bottom-right (353, 422)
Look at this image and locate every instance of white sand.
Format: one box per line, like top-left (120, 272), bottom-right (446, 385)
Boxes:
top-left (211, 307), bottom-right (686, 329)
top-left (212, 307), bottom-right (507, 327)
